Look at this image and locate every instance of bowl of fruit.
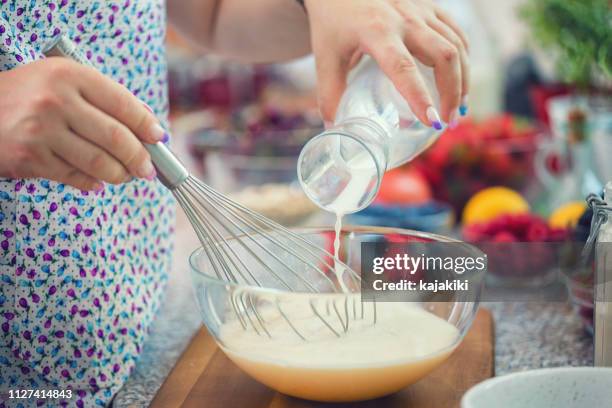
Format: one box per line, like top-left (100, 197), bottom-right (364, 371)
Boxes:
top-left (461, 187), bottom-right (569, 287)
top-left (184, 103), bottom-right (322, 189)
top-left (413, 115), bottom-right (545, 214)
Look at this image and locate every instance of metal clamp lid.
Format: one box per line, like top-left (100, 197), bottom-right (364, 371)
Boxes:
top-left (582, 193), bottom-right (612, 264)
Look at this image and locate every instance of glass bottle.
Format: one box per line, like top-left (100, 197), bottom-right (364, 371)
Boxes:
top-left (297, 56), bottom-right (443, 214)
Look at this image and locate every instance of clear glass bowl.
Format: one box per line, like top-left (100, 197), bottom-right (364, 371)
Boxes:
top-left (190, 226), bottom-right (484, 402)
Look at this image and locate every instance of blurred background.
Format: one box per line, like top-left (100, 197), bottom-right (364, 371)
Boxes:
top-left (165, 0), bottom-right (611, 332)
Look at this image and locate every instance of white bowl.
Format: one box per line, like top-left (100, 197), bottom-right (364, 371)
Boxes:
top-left (462, 367), bottom-right (612, 408)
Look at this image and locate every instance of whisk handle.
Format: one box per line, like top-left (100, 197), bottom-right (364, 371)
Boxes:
top-left (44, 36), bottom-right (189, 189)
top-left (144, 142), bottom-right (189, 188)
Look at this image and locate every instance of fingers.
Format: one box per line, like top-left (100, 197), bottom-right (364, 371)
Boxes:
top-left (66, 101), bottom-right (156, 180)
top-left (435, 8), bottom-right (469, 52)
top-left (43, 153), bottom-right (103, 192)
top-left (403, 27), bottom-right (461, 124)
top-left (315, 52), bottom-right (349, 123)
top-left (364, 36), bottom-right (436, 127)
top-left (75, 67), bottom-right (167, 144)
top-left (49, 129), bottom-right (136, 185)
top-left (427, 19), bottom-right (469, 124)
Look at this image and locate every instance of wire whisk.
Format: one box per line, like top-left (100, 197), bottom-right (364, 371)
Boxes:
top-left (178, 174), bottom-right (374, 340)
top-left (45, 35), bottom-right (377, 341)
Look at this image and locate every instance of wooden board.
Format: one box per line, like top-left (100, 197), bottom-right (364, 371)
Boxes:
top-left (150, 308), bottom-right (494, 408)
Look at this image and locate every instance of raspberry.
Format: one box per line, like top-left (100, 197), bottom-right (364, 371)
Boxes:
top-left (548, 228), bottom-right (569, 242)
top-left (507, 213), bottom-right (533, 237)
top-left (493, 231), bottom-right (517, 242)
top-left (486, 218), bottom-right (507, 235)
top-left (526, 222), bottom-right (548, 242)
top-left (463, 224), bottom-right (487, 242)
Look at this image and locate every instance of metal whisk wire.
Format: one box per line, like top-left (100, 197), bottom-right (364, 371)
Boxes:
top-left (174, 176), bottom-right (372, 340)
top-left (45, 35), bottom-right (375, 341)
top-left (178, 177), bottom-right (345, 290)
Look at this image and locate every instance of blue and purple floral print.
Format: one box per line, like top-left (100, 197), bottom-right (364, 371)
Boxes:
top-left (0, 1), bottom-right (175, 407)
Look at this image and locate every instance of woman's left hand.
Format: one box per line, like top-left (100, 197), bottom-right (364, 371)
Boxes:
top-left (303, 0), bottom-right (469, 127)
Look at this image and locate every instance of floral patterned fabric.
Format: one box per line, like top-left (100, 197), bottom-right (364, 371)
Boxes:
top-left (0, 1), bottom-right (175, 407)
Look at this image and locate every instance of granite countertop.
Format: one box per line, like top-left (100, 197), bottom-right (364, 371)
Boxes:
top-left (112, 211), bottom-right (595, 407)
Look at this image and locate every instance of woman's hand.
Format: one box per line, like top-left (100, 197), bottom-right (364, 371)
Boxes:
top-left (304, 0), bottom-right (469, 128)
top-left (0, 58), bottom-right (166, 191)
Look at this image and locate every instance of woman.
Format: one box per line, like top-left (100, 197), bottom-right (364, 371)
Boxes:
top-left (0, 0), bottom-right (468, 406)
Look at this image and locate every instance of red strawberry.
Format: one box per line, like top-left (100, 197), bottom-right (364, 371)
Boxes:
top-left (546, 153), bottom-right (566, 176)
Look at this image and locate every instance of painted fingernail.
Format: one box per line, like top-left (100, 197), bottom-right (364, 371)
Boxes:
top-left (146, 169), bottom-right (157, 181)
top-left (142, 102), bottom-right (154, 113)
top-left (426, 106), bottom-right (443, 130)
top-left (149, 123), bottom-right (166, 142)
top-left (161, 132), bottom-right (170, 144)
top-left (138, 160), bottom-right (156, 180)
top-left (459, 95), bottom-right (468, 116)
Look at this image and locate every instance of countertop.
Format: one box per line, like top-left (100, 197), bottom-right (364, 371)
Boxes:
top-left (112, 210), bottom-right (595, 407)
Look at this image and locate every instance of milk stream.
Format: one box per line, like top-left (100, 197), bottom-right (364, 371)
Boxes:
top-left (333, 214), bottom-right (346, 292)
top-left (324, 154), bottom-right (379, 292)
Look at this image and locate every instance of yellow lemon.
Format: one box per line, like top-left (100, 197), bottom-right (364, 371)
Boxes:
top-left (462, 187), bottom-right (529, 225)
top-left (548, 201), bottom-right (587, 229)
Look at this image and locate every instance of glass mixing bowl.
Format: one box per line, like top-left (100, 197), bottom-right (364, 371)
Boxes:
top-left (190, 226), bottom-right (484, 402)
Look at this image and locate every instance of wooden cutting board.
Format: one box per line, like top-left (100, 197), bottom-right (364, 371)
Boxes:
top-left (150, 308), bottom-right (493, 408)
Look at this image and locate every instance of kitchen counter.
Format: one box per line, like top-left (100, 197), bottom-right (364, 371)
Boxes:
top-left (112, 210), bottom-right (595, 407)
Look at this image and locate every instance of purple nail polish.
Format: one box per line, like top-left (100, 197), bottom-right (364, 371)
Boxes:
top-left (161, 132), bottom-right (170, 144)
top-left (426, 106), bottom-right (444, 131)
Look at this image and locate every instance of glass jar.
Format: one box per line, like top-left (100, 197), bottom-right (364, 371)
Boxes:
top-left (595, 182), bottom-right (612, 366)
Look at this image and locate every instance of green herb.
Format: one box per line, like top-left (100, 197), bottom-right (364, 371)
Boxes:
top-left (520, 0), bottom-right (612, 88)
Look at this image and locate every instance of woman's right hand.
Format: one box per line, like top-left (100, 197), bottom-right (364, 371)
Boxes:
top-left (0, 57), bottom-right (166, 191)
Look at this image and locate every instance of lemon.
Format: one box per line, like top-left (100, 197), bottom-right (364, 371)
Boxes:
top-left (548, 201), bottom-right (587, 229)
top-left (462, 187), bottom-right (529, 225)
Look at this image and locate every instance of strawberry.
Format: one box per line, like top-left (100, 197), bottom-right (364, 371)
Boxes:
top-left (545, 152), bottom-right (567, 176)
top-left (414, 114), bottom-right (539, 213)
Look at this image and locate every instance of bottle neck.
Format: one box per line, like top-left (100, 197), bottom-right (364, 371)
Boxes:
top-left (331, 117), bottom-right (390, 172)
top-left (297, 117), bottom-right (389, 214)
